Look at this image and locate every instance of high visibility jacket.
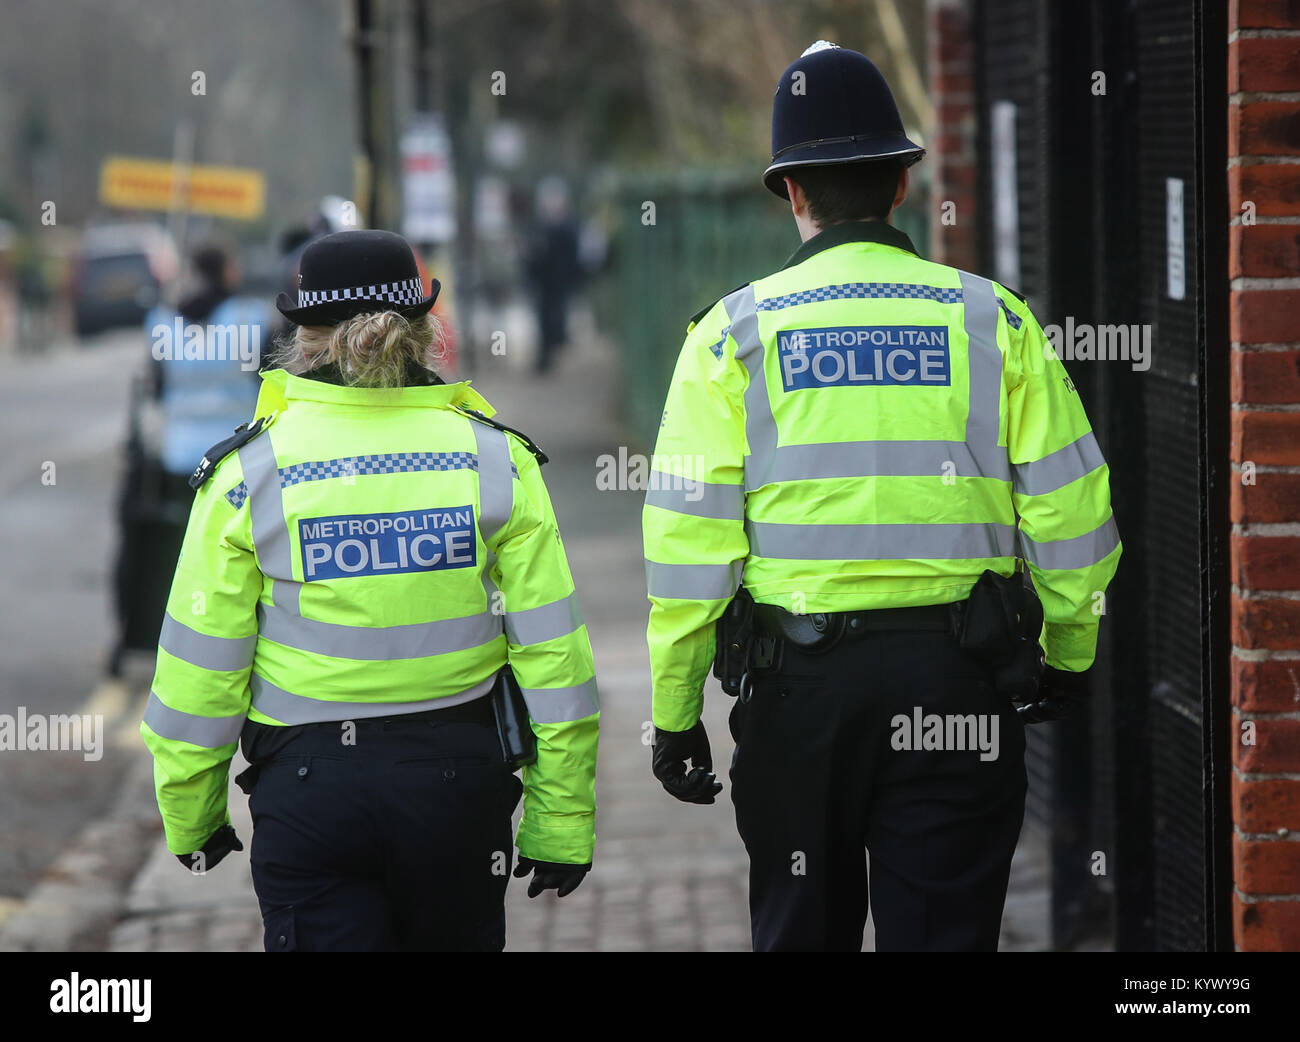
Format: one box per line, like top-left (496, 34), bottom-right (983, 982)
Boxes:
top-left (142, 366), bottom-right (599, 863)
top-left (644, 221), bottom-right (1121, 732)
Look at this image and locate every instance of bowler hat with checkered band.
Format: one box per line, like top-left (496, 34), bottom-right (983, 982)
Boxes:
top-left (275, 229), bottom-right (439, 326)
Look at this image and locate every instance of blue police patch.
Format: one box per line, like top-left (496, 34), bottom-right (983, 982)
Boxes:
top-left (299, 506), bottom-right (477, 581)
top-left (777, 326), bottom-right (952, 390)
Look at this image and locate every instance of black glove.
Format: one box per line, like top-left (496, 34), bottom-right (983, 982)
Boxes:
top-left (513, 856), bottom-right (590, 898)
top-left (1018, 666), bottom-right (1089, 724)
top-left (175, 824), bottom-right (243, 874)
top-left (652, 720), bottom-right (723, 804)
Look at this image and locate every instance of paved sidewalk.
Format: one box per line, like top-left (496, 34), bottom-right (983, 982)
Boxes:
top-left (104, 321), bottom-right (1048, 952)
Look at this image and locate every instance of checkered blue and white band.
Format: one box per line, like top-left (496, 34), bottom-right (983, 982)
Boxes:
top-left (297, 276), bottom-right (424, 309)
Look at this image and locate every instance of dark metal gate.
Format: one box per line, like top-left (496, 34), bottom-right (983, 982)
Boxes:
top-left (973, 0), bottom-right (1231, 950)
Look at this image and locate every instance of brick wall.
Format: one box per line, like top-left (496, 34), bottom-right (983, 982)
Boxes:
top-left (1228, 0), bottom-right (1300, 953)
top-left (926, 0), bottom-right (979, 269)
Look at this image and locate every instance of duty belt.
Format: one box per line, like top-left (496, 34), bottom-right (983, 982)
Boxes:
top-left (750, 600), bottom-right (956, 653)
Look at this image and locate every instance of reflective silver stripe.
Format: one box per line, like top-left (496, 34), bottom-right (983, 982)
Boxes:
top-left (480, 556), bottom-right (507, 652)
top-left (273, 579), bottom-right (301, 616)
top-left (1021, 515), bottom-right (1120, 571)
top-left (482, 561), bottom-right (505, 622)
top-left (757, 440), bottom-right (989, 484)
top-left (727, 285), bottom-right (781, 491)
top-left (645, 560), bottom-right (742, 600)
top-left (142, 691), bottom-right (244, 748)
top-left (520, 677), bottom-right (599, 724)
top-left (505, 593), bottom-right (584, 646)
top-left (238, 432), bottom-right (301, 616)
top-left (159, 613), bottom-right (256, 672)
top-left (473, 422), bottom-right (514, 542)
top-left (645, 472), bottom-right (745, 520)
top-left (957, 270), bottom-right (1011, 481)
top-left (258, 602), bottom-right (501, 661)
top-left (249, 672), bottom-right (495, 724)
top-left (1013, 431), bottom-right (1106, 497)
top-left (746, 520), bottom-right (1017, 561)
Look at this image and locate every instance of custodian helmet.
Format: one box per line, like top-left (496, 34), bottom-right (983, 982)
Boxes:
top-left (763, 41), bottom-right (925, 199)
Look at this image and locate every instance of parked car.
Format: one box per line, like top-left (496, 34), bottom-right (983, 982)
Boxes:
top-left (71, 223), bottom-right (177, 338)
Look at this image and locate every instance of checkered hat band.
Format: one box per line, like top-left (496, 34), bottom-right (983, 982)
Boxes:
top-left (297, 277), bottom-right (425, 309)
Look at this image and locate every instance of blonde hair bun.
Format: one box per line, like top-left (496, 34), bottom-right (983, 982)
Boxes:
top-left (277, 310), bottom-right (445, 387)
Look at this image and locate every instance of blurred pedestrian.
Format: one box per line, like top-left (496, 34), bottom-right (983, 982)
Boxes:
top-left (643, 42), bottom-right (1121, 951)
top-left (109, 240), bottom-right (265, 675)
top-left (523, 176), bottom-right (582, 373)
top-left (140, 229), bottom-right (600, 951)
top-left (150, 242), bottom-right (266, 475)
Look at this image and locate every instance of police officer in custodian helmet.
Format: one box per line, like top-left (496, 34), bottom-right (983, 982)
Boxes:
top-left (644, 43), bottom-right (1120, 950)
top-left (141, 230), bottom-right (600, 951)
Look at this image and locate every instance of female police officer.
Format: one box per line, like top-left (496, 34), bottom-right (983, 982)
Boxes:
top-left (140, 229), bottom-right (599, 951)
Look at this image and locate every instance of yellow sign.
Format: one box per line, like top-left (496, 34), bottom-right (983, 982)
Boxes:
top-left (99, 156), bottom-right (266, 220)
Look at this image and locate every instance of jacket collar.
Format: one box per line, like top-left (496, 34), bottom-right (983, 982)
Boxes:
top-left (253, 365), bottom-right (496, 417)
top-left (299, 359), bottom-right (445, 388)
top-left (780, 218), bottom-right (920, 271)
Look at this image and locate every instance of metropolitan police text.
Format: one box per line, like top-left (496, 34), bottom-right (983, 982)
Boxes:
top-left (298, 506), bottom-right (477, 581)
top-left (779, 325), bottom-right (952, 391)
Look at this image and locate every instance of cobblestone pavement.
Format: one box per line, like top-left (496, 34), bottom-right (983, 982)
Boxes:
top-left (105, 323), bottom-right (1049, 952)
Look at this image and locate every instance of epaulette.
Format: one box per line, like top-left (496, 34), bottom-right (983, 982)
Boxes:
top-left (188, 414), bottom-right (272, 490)
top-left (687, 283), bottom-right (747, 330)
top-left (1001, 285), bottom-right (1027, 305)
top-left (457, 408), bottom-right (549, 466)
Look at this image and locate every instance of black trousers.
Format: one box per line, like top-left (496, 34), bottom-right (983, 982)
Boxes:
top-left (729, 628), bottom-right (1028, 952)
top-left (246, 706), bottom-right (522, 952)
top-left (533, 291), bottom-right (570, 373)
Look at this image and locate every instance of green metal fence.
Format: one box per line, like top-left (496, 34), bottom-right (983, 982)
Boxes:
top-left (601, 167), bottom-right (928, 443)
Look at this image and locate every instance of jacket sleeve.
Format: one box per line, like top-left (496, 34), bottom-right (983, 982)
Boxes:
top-left (1002, 295), bottom-right (1122, 672)
top-left (643, 300), bottom-right (750, 732)
top-left (140, 457), bottom-right (260, 854)
top-left (490, 438), bottom-right (599, 865)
